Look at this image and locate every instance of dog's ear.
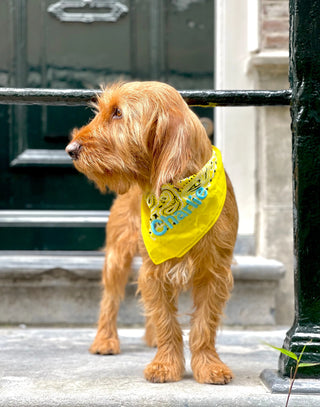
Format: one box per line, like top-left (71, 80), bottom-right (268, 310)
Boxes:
top-left (149, 109), bottom-right (193, 196)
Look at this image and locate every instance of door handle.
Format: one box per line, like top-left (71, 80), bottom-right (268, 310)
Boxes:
top-left (48, 0), bottom-right (128, 23)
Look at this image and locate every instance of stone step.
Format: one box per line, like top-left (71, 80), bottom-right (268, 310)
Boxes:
top-left (0, 252), bottom-right (285, 326)
top-left (1, 327), bottom-right (319, 406)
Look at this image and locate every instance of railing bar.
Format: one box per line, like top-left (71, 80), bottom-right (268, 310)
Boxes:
top-left (180, 89), bottom-right (292, 107)
top-left (0, 88), bottom-right (292, 107)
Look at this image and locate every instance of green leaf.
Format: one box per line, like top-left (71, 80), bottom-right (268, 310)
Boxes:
top-left (262, 342), bottom-right (298, 361)
top-left (298, 362), bottom-right (320, 368)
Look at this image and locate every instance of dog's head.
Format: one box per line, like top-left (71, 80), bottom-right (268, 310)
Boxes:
top-left (66, 81), bottom-right (210, 195)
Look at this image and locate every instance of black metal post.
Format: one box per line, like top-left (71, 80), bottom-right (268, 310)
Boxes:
top-left (279, 0), bottom-right (320, 377)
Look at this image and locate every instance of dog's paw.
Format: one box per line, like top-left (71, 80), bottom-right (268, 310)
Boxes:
top-left (89, 337), bottom-right (120, 355)
top-left (193, 360), bottom-right (233, 385)
top-left (144, 362), bottom-right (183, 383)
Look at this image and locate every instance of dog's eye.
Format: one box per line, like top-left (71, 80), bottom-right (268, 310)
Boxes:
top-left (112, 108), bottom-right (122, 119)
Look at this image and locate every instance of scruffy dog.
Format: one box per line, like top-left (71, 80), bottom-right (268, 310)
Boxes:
top-left (66, 81), bottom-right (238, 384)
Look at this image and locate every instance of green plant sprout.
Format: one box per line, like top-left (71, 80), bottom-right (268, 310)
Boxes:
top-left (263, 341), bottom-right (320, 407)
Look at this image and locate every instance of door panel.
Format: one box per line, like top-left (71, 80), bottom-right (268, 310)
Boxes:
top-left (0, 0), bottom-right (214, 250)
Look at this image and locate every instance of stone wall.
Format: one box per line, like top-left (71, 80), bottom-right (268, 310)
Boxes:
top-left (254, 0), bottom-right (293, 324)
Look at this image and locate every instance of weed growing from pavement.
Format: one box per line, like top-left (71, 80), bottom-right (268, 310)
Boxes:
top-left (263, 341), bottom-right (320, 407)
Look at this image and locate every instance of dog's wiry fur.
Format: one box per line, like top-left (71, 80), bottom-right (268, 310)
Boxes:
top-left (66, 81), bottom-right (239, 384)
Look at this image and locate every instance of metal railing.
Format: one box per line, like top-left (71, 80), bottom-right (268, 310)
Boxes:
top-left (0, 87), bottom-right (291, 107)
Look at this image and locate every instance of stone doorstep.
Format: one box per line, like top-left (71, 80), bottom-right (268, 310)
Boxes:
top-left (3, 327), bottom-right (320, 407)
top-left (0, 252), bottom-right (285, 326)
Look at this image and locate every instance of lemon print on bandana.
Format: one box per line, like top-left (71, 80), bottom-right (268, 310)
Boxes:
top-left (141, 145), bottom-right (227, 265)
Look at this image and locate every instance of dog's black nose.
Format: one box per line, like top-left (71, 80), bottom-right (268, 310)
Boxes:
top-left (66, 141), bottom-right (81, 160)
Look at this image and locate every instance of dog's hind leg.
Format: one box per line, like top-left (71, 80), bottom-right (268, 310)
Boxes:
top-left (90, 189), bottom-right (140, 355)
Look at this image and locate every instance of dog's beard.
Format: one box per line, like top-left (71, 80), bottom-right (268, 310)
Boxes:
top-left (74, 159), bottom-right (132, 195)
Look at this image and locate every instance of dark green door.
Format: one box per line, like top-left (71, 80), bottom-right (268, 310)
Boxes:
top-left (0, 0), bottom-right (214, 251)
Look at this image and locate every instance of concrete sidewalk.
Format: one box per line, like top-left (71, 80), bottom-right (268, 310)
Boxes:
top-left (0, 327), bottom-right (319, 406)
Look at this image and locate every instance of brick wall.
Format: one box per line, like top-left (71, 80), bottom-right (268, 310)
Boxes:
top-left (260, 0), bottom-right (289, 50)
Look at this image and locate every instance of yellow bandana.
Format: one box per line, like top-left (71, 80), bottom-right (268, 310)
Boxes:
top-left (141, 146), bottom-right (227, 265)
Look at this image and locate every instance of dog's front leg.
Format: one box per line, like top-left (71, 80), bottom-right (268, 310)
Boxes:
top-left (144, 316), bottom-right (157, 348)
top-left (189, 262), bottom-right (233, 384)
top-left (89, 250), bottom-right (131, 355)
top-left (90, 191), bottom-right (139, 355)
top-left (139, 262), bottom-right (185, 383)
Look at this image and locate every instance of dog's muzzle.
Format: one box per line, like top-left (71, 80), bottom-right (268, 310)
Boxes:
top-left (66, 141), bottom-right (82, 160)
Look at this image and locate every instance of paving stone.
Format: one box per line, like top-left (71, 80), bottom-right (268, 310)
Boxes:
top-left (1, 327), bottom-right (319, 406)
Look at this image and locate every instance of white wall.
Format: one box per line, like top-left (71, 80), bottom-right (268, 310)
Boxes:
top-left (215, 0), bottom-right (258, 239)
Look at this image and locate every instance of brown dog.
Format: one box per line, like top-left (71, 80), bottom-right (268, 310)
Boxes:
top-left (66, 81), bottom-right (238, 384)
